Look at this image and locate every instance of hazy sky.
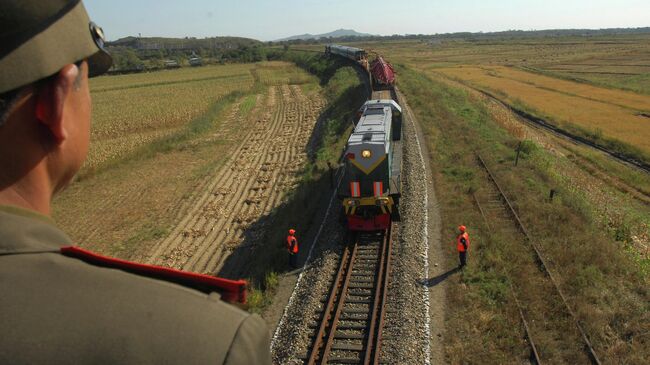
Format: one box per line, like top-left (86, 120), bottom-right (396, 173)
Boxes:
top-left (85, 0), bottom-right (650, 41)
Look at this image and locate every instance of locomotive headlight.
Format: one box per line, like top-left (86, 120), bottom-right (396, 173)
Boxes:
top-left (361, 149), bottom-right (372, 158)
top-left (347, 199), bottom-right (360, 207)
top-left (375, 197), bottom-right (389, 206)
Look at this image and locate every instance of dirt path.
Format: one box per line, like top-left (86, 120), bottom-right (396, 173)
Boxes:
top-left (142, 85), bottom-right (325, 275)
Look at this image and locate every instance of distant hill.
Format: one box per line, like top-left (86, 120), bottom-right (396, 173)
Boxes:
top-left (276, 29), bottom-right (375, 42)
top-left (274, 27), bottom-right (650, 45)
top-left (108, 36), bottom-right (261, 50)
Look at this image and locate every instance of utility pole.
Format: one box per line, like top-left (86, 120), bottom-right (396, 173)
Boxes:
top-left (514, 141), bottom-right (522, 166)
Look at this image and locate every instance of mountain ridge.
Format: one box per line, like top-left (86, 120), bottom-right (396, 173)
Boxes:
top-left (275, 28), bottom-right (375, 42)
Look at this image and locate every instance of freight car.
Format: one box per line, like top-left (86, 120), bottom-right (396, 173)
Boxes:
top-left (370, 56), bottom-right (395, 88)
top-left (340, 98), bottom-right (402, 231)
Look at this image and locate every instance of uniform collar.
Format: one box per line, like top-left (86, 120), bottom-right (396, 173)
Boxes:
top-left (0, 205), bottom-right (72, 254)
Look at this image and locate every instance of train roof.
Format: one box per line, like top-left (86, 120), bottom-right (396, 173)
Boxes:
top-left (361, 99), bottom-right (401, 113)
top-left (348, 105), bottom-right (392, 146)
top-left (327, 44), bottom-right (366, 53)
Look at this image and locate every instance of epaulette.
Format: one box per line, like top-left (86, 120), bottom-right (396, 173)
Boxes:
top-left (60, 246), bottom-right (247, 304)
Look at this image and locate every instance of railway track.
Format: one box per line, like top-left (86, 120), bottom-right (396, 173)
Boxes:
top-left (475, 88), bottom-right (650, 174)
top-left (473, 153), bottom-right (601, 364)
top-left (304, 227), bottom-right (392, 365)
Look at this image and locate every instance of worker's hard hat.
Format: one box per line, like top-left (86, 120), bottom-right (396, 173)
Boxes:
top-left (458, 225), bottom-right (466, 232)
top-left (288, 229), bottom-right (296, 235)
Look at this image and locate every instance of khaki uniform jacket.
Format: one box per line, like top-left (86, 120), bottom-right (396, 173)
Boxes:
top-left (0, 205), bottom-right (271, 364)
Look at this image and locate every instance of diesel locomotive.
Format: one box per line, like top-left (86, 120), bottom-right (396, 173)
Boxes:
top-left (324, 44), bottom-right (402, 231)
top-left (340, 97), bottom-right (402, 231)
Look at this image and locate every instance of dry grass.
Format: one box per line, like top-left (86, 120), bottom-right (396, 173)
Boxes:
top-left (398, 66), bottom-right (649, 364)
top-left (55, 62), bottom-right (320, 258)
top-left (435, 65), bottom-right (650, 153)
top-left (357, 34), bottom-right (650, 93)
top-left (476, 66), bottom-right (649, 111)
top-left (90, 64), bottom-right (253, 91)
top-left (254, 61), bottom-right (318, 86)
top-left (86, 64), bottom-right (256, 171)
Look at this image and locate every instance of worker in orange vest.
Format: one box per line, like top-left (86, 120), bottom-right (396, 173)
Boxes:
top-left (287, 229), bottom-right (299, 268)
top-left (456, 225), bottom-right (470, 268)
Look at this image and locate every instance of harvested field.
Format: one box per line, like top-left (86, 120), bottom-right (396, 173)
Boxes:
top-left (356, 34), bottom-right (650, 94)
top-left (53, 62), bottom-right (324, 274)
top-left (255, 61), bottom-right (316, 86)
top-left (142, 84), bottom-right (325, 274)
top-left (436, 65), bottom-right (650, 153)
top-left (447, 65), bottom-right (650, 111)
top-left (86, 64), bottom-right (255, 171)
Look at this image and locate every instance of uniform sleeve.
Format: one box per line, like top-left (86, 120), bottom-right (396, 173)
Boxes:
top-left (223, 314), bottom-right (272, 365)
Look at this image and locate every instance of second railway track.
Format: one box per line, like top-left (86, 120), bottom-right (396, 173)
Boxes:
top-left (473, 153), bottom-right (601, 364)
top-left (304, 227), bottom-right (393, 365)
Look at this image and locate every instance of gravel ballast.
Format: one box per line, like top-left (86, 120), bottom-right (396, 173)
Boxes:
top-left (271, 89), bottom-right (436, 364)
top-left (378, 89), bottom-right (432, 364)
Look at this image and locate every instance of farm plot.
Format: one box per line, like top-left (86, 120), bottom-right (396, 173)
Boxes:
top-left (255, 61), bottom-right (316, 86)
top-left (436, 65), bottom-right (650, 153)
top-left (142, 83), bottom-right (325, 275)
top-left (54, 97), bottom-right (251, 256)
top-left (534, 46), bottom-right (650, 94)
top-left (85, 64), bottom-right (255, 171)
top-left (53, 63), bottom-right (323, 269)
top-left (364, 34), bottom-right (650, 94)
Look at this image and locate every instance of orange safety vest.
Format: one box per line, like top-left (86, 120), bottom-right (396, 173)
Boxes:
top-left (456, 232), bottom-right (470, 252)
top-left (287, 235), bottom-right (298, 254)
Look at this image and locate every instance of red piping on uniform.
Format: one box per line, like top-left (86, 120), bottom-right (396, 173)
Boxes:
top-left (60, 246), bottom-right (247, 304)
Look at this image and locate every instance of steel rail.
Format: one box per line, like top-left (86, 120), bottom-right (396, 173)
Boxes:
top-left (305, 228), bottom-right (392, 365)
top-left (474, 88), bottom-right (650, 174)
top-left (320, 242), bottom-right (358, 363)
top-left (371, 227), bottom-right (392, 365)
top-left (307, 244), bottom-right (353, 365)
top-left (472, 192), bottom-right (542, 365)
top-left (477, 154), bottom-right (601, 365)
top-left (363, 228), bottom-right (389, 365)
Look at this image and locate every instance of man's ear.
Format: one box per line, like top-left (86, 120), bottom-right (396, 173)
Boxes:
top-left (35, 64), bottom-right (80, 143)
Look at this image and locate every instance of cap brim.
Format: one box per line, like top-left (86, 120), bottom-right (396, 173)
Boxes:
top-left (88, 48), bottom-right (112, 78)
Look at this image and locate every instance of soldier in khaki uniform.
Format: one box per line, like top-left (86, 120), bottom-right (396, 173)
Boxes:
top-left (0, 1), bottom-right (272, 364)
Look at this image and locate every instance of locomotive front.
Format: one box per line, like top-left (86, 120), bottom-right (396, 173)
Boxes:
top-left (341, 100), bottom-right (402, 231)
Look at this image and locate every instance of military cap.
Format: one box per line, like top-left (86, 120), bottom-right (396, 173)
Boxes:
top-left (0, 0), bottom-right (112, 94)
